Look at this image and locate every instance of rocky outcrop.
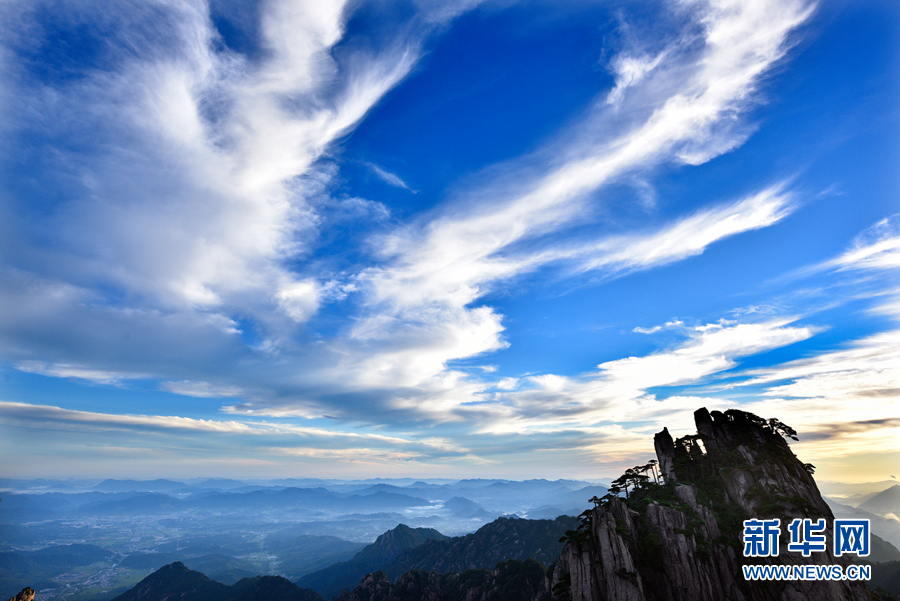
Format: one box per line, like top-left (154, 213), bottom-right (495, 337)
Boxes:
top-left (552, 408), bottom-right (873, 601)
top-left (6, 588), bottom-right (35, 601)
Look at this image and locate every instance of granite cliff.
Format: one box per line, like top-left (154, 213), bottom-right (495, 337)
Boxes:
top-left (551, 407), bottom-right (872, 601)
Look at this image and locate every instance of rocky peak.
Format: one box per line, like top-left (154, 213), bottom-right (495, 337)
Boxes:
top-left (363, 524), bottom-right (447, 563)
top-left (6, 588), bottom-right (35, 601)
top-left (553, 407), bottom-right (873, 601)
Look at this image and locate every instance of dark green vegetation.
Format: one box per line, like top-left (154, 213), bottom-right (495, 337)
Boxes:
top-left (266, 535), bottom-right (367, 580)
top-left (562, 409), bottom-right (824, 551)
top-left (120, 553), bottom-right (259, 585)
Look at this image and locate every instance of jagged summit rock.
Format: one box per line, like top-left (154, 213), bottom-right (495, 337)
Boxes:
top-left (6, 588), bottom-right (35, 601)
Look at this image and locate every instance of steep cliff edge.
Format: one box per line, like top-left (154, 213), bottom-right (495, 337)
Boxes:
top-left (551, 408), bottom-right (873, 601)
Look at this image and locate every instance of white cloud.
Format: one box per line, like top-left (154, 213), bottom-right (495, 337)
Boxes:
top-left (724, 212), bottom-right (900, 463)
top-left (15, 361), bottom-right (149, 385)
top-left (275, 279), bottom-right (320, 322)
top-left (570, 184), bottom-right (795, 275)
top-left (495, 377), bottom-right (518, 390)
top-left (0, 399), bottom-right (453, 447)
top-left (738, 330), bottom-right (900, 420)
top-left (367, 162), bottom-right (416, 192)
top-left (0, 400), bottom-right (253, 433)
top-left (0, 0), bottom-right (421, 324)
top-left (429, 319), bottom-right (817, 439)
top-left (635, 320), bottom-right (684, 334)
top-left (606, 50), bottom-right (667, 108)
top-left (159, 380), bottom-right (245, 399)
top-left (831, 214), bottom-right (900, 272)
top-left (634, 325), bottom-right (662, 334)
top-left (0, 0), bottom-right (820, 439)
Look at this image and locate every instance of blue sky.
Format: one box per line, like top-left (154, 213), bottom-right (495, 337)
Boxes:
top-left (0, 0), bottom-right (897, 482)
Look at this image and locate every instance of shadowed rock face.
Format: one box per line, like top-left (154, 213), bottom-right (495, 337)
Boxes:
top-left (6, 588), bottom-right (35, 601)
top-left (551, 408), bottom-right (873, 601)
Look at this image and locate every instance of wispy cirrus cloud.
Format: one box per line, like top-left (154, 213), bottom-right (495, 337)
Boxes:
top-left (0, 0), bottom-right (422, 325)
top-left (366, 162), bottom-right (417, 192)
top-left (325, 0), bottom-right (813, 411)
top-left (0, 400), bottom-right (254, 433)
top-left (829, 214), bottom-right (900, 273)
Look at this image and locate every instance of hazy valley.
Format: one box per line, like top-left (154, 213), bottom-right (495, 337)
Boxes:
top-left (0, 477), bottom-right (604, 600)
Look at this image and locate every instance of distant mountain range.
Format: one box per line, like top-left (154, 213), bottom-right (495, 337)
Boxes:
top-left (826, 497), bottom-right (900, 552)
